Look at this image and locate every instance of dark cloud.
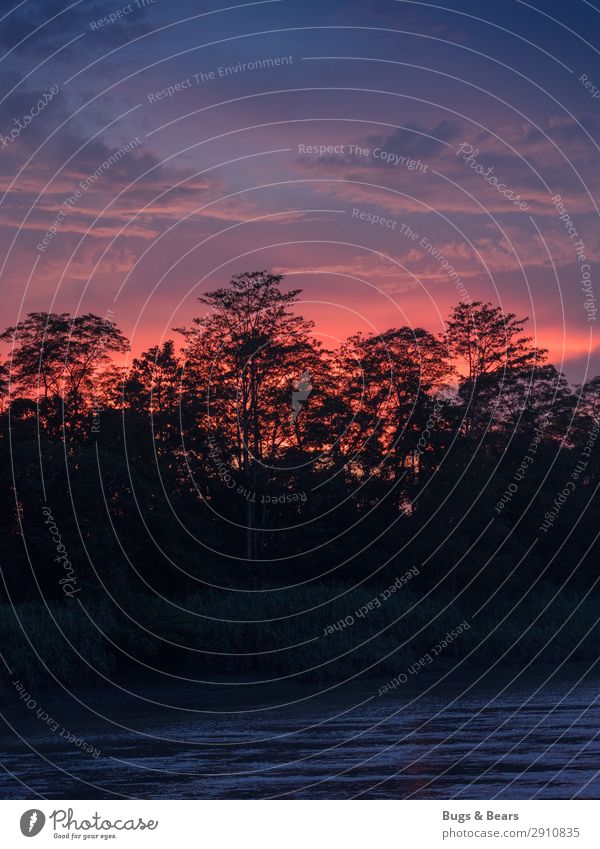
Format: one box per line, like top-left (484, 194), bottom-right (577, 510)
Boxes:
top-left (365, 119), bottom-right (464, 160)
top-left (0, 0), bottom-right (164, 58)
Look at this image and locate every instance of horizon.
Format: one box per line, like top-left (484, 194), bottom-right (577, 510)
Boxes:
top-left (0, 284), bottom-right (593, 393)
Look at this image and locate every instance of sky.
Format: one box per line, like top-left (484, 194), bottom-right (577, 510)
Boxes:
top-left (1, 0), bottom-right (600, 379)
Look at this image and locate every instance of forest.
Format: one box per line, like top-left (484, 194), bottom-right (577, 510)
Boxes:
top-left (1, 270), bottom-right (599, 696)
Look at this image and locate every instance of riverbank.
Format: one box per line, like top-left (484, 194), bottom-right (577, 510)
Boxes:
top-left (2, 582), bottom-right (598, 704)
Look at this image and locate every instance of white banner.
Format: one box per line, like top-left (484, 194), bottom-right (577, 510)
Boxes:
top-left (0, 800), bottom-right (598, 848)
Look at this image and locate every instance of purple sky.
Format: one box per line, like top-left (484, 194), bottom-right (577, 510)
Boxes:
top-left (1, 0), bottom-right (599, 380)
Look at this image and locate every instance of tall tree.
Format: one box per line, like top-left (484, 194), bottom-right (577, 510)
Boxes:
top-left (443, 301), bottom-right (544, 434)
top-left (178, 271), bottom-right (322, 557)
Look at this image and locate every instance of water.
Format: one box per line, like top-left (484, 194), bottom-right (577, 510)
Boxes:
top-left (1, 665), bottom-right (599, 798)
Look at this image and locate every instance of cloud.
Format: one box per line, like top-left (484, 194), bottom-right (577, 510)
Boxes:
top-left (365, 119), bottom-right (463, 159)
top-left (274, 253), bottom-right (417, 294)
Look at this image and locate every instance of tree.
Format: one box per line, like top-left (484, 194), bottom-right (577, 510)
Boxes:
top-left (1, 312), bottom-right (129, 423)
top-left (491, 363), bottom-right (573, 438)
top-left (576, 375), bottom-right (600, 422)
top-left (0, 361), bottom-right (9, 411)
top-left (443, 301), bottom-right (545, 434)
top-left (1, 312), bottom-right (70, 402)
top-left (125, 341), bottom-right (182, 415)
top-left (338, 327), bottom-right (453, 499)
top-left (63, 313), bottom-right (129, 417)
top-left (178, 271), bottom-right (323, 557)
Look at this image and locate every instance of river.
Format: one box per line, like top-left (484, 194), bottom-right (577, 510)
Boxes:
top-left (0, 665), bottom-right (598, 798)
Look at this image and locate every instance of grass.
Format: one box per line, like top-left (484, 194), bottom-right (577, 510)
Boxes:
top-left (2, 580), bottom-right (597, 703)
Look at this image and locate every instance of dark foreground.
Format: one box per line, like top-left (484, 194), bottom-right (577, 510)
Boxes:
top-left (0, 665), bottom-right (599, 799)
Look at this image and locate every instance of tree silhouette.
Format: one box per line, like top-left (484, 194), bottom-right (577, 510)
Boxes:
top-left (0, 273), bottom-right (593, 592)
top-left (178, 270), bottom-right (323, 557)
top-left (443, 301), bottom-right (545, 435)
top-left (1, 312), bottom-right (128, 427)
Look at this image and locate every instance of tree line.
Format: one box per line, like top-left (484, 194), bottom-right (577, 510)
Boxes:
top-left (1, 270), bottom-right (599, 604)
